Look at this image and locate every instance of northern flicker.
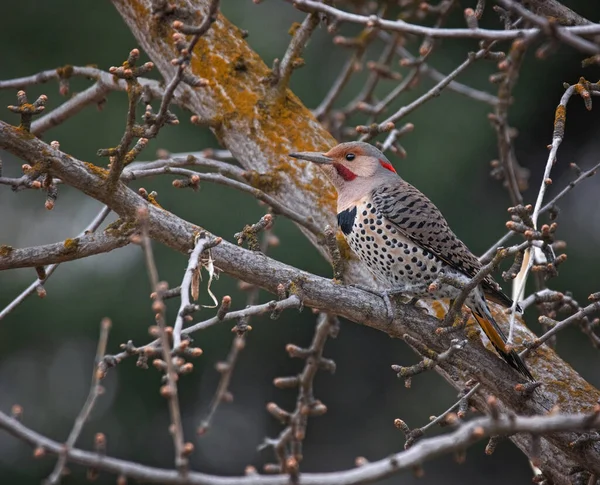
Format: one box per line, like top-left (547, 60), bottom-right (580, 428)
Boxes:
top-left (290, 141), bottom-right (533, 381)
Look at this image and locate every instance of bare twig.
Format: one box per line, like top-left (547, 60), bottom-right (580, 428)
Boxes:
top-left (507, 81), bottom-right (591, 344)
top-left (102, 295), bottom-right (302, 370)
top-left (491, 28), bottom-right (529, 207)
top-left (437, 241), bottom-right (530, 328)
top-left (343, 32), bottom-right (400, 114)
top-left (273, 13), bottom-right (319, 91)
top-left (138, 208), bottom-right (188, 472)
top-left (421, 384), bottom-right (480, 433)
top-left (124, 166), bottom-right (323, 237)
top-left (126, 152), bottom-right (246, 180)
top-left (265, 313), bottom-right (338, 474)
top-left (360, 47), bottom-right (493, 140)
top-left (44, 317), bottom-right (111, 485)
top-left (0, 206), bottom-right (111, 321)
top-left (188, 295), bottom-right (301, 335)
top-left (392, 337), bottom-right (467, 387)
top-left (32, 82), bottom-right (110, 136)
top-left (374, 34), bottom-right (500, 106)
top-left (314, 54), bottom-right (362, 121)
top-left (480, 160), bottom-right (600, 263)
top-left (526, 300), bottom-right (600, 353)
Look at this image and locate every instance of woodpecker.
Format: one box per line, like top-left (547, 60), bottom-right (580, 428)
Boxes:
top-left (290, 141), bottom-right (533, 381)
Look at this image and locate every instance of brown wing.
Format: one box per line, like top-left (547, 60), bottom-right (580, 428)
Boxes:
top-left (371, 180), bottom-right (513, 308)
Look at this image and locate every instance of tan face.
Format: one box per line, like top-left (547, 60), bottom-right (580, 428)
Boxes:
top-left (323, 144), bottom-right (383, 181)
top-left (288, 142), bottom-right (398, 195)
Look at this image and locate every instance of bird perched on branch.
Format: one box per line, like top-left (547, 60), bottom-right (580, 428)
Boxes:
top-left (290, 141), bottom-right (533, 381)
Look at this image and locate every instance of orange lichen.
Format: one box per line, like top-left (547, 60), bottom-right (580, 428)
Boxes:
top-left (554, 104), bottom-right (566, 132)
top-left (288, 22), bottom-right (301, 36)
top-left (430, 300), bottom-right (448, 320)
top-left (0, 245), bottom-right (14, 257)
top-left (63, 238), bottom-right (79, 252)
top-left (147, 193), bottom-right (163, 209)
top-left (119, 2), bottom-right (338, 218)
top-left (83, 162), bottom-right (109, 179)
top-left (573, 77), bottom-right (593, 111)
top-left (243, 170), bottom-right (282, 193)
top-left (186, 14), bottom-right (337, 199)
top-left (56, 65), bottom-right (74, 78)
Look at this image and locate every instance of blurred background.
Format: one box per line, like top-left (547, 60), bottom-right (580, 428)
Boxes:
top-left (1, 1), bottom-right (600, 483)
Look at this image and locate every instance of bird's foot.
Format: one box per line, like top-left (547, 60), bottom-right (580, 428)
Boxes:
top-left (349, 284), bottom-right (395, 323)
top-left (350, 283), bottom-right (429, 323)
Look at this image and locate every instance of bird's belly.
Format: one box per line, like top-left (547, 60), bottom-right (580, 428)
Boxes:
top-left (344, 204), bottom-right (466, 300)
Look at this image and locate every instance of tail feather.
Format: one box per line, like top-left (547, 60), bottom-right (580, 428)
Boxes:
top-left (471, 309), bottom-right (534, 381)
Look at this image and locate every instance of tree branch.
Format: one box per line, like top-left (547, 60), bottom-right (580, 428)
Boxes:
top-left (0, 231), bottom-right (130, 271)
top-left (289, 0), bottom-right (600, 41)
top-left (1, 408), bottom-right (599, 485)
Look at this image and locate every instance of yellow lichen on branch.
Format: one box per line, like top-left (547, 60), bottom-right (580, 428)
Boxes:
top-left (112, 0), bottom-right (338, 218)
top-left (187, 13), bottom-right (338, 208)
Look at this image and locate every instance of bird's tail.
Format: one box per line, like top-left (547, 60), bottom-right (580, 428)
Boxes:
top-left (471, 305), bottom-right (534, 381)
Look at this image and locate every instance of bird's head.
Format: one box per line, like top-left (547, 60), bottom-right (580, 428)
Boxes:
top-left (289, 141), bottom-right (398, 193)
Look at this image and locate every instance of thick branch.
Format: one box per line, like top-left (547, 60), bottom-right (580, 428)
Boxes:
top-left (0, 232), bottom-right (130, 271)
top-left (523, 0), bottom-right (593, 26)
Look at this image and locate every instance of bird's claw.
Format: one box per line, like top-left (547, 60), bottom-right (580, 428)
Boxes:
top-left (350, 283), bottom-right (433, 322)
top-left (349, 284), bottom-right (397, 323)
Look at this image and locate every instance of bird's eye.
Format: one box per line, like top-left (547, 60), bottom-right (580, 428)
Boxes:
top-left (345, 153), bottom-right (355, 161)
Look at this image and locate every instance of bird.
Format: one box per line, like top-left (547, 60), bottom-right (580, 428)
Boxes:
top-left (289, 141), bottom-right (534, 381)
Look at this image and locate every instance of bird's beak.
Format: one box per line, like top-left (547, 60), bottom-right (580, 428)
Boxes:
top-left (289, 152), bottom-right (333, 165)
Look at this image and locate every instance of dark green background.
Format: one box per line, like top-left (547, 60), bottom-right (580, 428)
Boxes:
top-left (1, 1), bottom-right (600, 483)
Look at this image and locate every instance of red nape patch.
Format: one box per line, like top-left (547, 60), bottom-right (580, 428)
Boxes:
top-left (379, 159), bottom-right (396, 173)
top-left (334, 163), bottom-right (357, 181)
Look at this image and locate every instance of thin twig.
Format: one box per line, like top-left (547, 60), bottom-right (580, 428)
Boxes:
top-left (421, 384), bottom-right (480, 433)
top-left (343, 32), bottom-right (400, 114)
top-left (361, 47), bottom-right (492, 139)
top-left (314, 54), bottom-right (362, 120)
top-left (492, 24), bottom-right (529, 207)
top-left (124, 167), bottom-right (323, 237)
top-left (526, 300), bottom-right (600, 353)
top-left (396, 44), bottom-right (498, 105)
top-left (264, 313), bottom-right (338, 474)
top-left (44, 317), bottom-right (111, 485)
top-left (103, 295), bottom-right (302, 368)
top-left (31, 82), bottom-right (110, 136)
top-left (139, 208), bottom-right (187, 472)
top-left (507, 84), bottom-right (577, 344)
top-left (441, 241), bottom-right (530, 327)
top-left (274, 13), bottom-right (319, 92)
top-left (126, 152), bottom-right (246, 180)
top-left (480, 160), bottom-right (600, 263)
